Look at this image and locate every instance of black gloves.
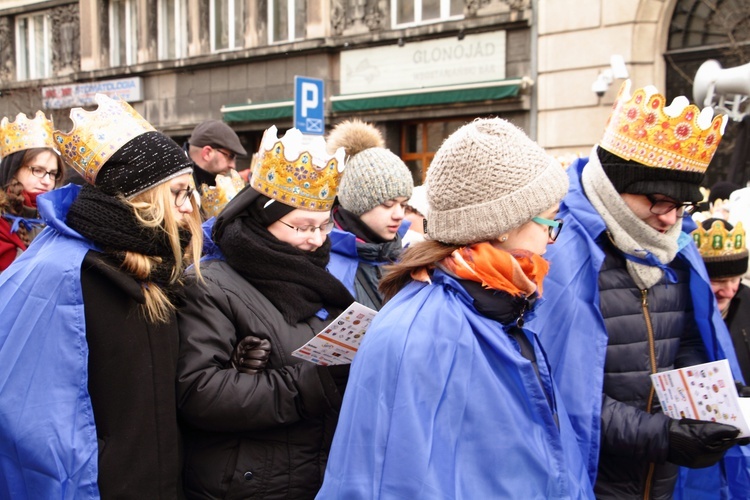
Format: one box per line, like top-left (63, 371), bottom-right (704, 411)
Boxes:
top-left (735, 381), bottom-right (750, 398)
top-left (230, 336), bottom-right (271, 374)
top-left (667, 418), bottom-right (741, 468)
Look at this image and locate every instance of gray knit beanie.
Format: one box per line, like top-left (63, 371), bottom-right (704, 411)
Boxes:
top-left (426, 118), bottom-right (569, 245)
top-left (328, 119), bottom-right (413, 216)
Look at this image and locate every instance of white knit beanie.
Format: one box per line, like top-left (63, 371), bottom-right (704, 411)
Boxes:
top-left (328, 119), bottom-right (413, 216)
top-left (426, 118), bottom-right (569, 245)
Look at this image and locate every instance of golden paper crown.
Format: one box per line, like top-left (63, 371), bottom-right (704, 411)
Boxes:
top-left (199, 169), bottom-right (247, 218)
top-left (692, 220), bottom-right (746, 258)
top-left (250, 126), bottom-right (346, 211)
top-left (0, 111), bottom-right (57, 157)
top-left (53, 94), bottom-right (155, 184)
top-left (600, 80), bottom-right (728, 173)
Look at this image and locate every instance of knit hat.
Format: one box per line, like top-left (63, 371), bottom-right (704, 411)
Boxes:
top-left (426, 118), bottom-right (569, 246)
top-left (327, 119), bottom-right (413, 216)
top-left (54, 94), bottom-right (192, 199)
top-left (597, 80), bottom-right (727, 203)
top-left (693, 218), bottom-right (748, 279)
top-left (708, 181), bottom-right (741, 206)
top-left (405, 184), bottom-right (429, 217)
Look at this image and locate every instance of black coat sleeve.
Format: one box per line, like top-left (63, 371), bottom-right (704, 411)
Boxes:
top-left (600, 393), bottom-right (672, 463)
top-left (176, 273), bottom-right (342, 433)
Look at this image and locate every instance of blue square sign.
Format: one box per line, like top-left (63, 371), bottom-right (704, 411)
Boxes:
top-left (294, 76), bottom-right (325, 135)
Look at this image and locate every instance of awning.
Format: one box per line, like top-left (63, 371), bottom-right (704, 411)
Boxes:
top-left (330, 78), bottom-right (527, 113)
top-left (221, 100), bottom-right (294, 123)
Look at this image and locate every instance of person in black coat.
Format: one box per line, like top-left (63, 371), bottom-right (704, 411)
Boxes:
top-left (176, 126), bottom-right (353, 499)
top-left (694, 218), bottom-right (750, 382)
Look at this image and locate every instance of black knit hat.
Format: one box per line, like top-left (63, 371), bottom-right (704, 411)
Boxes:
top-left (597, 146), bottom-right (704, 203)
top-left (95, 131), bottom-right (193, 198)
top-left (708, 181), bottom-right (741, 206)
top-left (693, 218), bottom-right (749, 279)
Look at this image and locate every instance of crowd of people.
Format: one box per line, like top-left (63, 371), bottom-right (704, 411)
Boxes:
top-left (0, 80), bottom-right (749, 500)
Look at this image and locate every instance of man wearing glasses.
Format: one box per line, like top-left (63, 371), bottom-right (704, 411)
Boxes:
top-left (530, 81), bottom-right (750, 499)
top-left (186, 119), bottom-right (248, 219)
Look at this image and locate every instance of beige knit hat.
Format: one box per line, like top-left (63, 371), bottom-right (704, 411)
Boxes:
top-left (328, 119), bottom-right (413, 216)
top-left (426, 118), bottom-right (569, 245)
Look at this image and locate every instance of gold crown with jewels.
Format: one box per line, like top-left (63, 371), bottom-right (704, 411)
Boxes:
top-left (250, 126), bottom-right (346, 211)
top-left (692, 220), bottom-right (746, 258)
top-left (0, 111), bottom-right (57, 158)
top-left (600, 80), bottom-right (727, 173)
top-left (53, 94), bottom-right (155, 184)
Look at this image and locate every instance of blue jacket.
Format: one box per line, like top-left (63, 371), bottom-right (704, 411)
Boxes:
top-left (317, 270), bottom-right (594, 499)
top-left (0, 184), bottom-right (100, 499)
top-left (530, 158), bottom-right (750, 498)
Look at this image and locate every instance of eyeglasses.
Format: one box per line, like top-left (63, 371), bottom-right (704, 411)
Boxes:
top-left (26, 165), bottom-right (58, 181)
top-left (278, 219), bottom-right (335, 235)
top-left (172, 186), bottom-right (194, 207)
top-left (214, 148), bottom-right (237, 161)
top-left (645, 195), bottom-right (695, 218)
top-left (531, 216), bottom-right (564, 242)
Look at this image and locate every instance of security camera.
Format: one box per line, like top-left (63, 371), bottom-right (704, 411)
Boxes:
top-left (591, 74), bottom-right (610, 97)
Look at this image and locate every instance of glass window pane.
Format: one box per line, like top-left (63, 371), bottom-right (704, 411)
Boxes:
top-left (214, 0), bottom-right (228, 49)
top-left (294, 0), bottom-right (306, 40)
top-left (450, 0), bottom-right (462, 16)
top-left (166, 0), bottom-right (176, 59)
top-left (273, 0), bottom-right (288, 41)
top-left (422, 0), bottom-right (440, 20)
top-left (17, 17), bottom-right (29, 79)
top-left (128, 0), bottom-right (137, 63)
top-left (234, 0), bottom-right (244, 48)
top-left (33, 15), bottom-right (45, 77)
top-left (396, 0), bottom-right (414, 25)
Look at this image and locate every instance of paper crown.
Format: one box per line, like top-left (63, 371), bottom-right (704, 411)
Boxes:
top-left (0, 111), bottom-right (57, 158)
top-left (200, 169), bottom-right (247, 219)
top-left (250, 126), bottom-right (345, 211)
top-left (53, 94), bottom-right (155, 184)
top-left (600, 80), bottom-right (728, 173)
top-left (692, 220), bottom-right (746, 258)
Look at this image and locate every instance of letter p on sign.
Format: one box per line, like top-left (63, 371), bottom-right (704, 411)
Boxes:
top-left (294, 76), bottom-right (325, 135)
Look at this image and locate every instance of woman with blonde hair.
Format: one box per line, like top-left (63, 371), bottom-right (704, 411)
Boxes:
top-left (0, 94), bottom-right (202, 499)
top-left (0, 111), bottom-right (64, 271)
top-left (318, 118), bottom-right (594, 499)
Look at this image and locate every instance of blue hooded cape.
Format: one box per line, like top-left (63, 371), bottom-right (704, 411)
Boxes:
top-left (327, 222), bottom-right (409, 297)
top-left (316, 270), bottom-right (594, 499)
top-left (0, 184), bottom-right (101, 499)
top-left (529, 157), bottom-right (750, 499)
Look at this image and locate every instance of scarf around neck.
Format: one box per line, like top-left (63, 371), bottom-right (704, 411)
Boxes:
top-left (581, 151), bottom-right (681, 289)
top-left (66, 184), bottom-right (188, 287)
top-left (439, 241), bottom-right (550, 298)
top-left (218, 213), bottom-right (355, 324)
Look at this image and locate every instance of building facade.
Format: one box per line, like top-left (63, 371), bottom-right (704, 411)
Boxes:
top-left (0, 0), bottom-right (747, 184)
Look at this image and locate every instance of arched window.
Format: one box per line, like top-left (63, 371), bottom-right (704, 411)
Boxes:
top-left (665, 0), bottom-right (750, 186)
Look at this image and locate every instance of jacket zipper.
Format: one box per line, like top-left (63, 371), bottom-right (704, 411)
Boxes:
top-left (641, 288), bottom-right (657, 500)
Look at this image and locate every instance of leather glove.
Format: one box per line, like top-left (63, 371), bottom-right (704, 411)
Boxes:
top-left (230, 336), bottom-right (271, 374)
top-left (735, 381), bottom-right (750, 398)
top-left (667, 418), bottom-right (741, 468)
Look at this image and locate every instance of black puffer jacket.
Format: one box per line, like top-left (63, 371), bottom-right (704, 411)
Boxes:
top-left (594, 239), bottom-right (707, 500)
top-left (176, 259), bottom-right (344, 500)
top-left (726, 284), bottom-right (750, 382)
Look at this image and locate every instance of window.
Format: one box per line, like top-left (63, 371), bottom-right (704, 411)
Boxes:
top-left (158, 0), bottom-right (187, 59)
top-left (269, 0), bottom-right (305, 43)
top-left (401, 120), bottom-right (466, 183)
top-left (16, 13), bottom-right (51, 80)
top-left (393, 0), bottom-right (462, 27)
top-left (110, 0), bottom-right (138, 67)
top-left (211, 0), bottom-right (244, 51)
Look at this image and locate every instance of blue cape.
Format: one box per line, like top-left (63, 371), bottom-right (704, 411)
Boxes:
top-left (0, 185), bottom-right (101, 499)
top-left (327, 221), bottom-right (409, 297)
top-left (317, 271), bottom-right (594, 499)
top-left (529, 158), bottom-right (750, 498)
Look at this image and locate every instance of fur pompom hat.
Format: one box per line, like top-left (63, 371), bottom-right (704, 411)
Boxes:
top-left (327, 119), bottom-right (413, 216)
top-left (426, 118), bottom-right (569, 246)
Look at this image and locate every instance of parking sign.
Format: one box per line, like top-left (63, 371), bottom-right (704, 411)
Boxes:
top-left (294, 76), bottom-right (325, 135)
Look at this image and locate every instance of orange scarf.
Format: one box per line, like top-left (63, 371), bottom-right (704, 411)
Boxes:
top-left (440, 242), bottom-right (550, 297)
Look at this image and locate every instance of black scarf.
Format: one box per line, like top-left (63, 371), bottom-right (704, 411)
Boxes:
top-left (218, 213), bottom-right (354, 324)
top-left (67, 184), bottom-right (189, 288)
top-left (333, 205), bottom-right (390, 244)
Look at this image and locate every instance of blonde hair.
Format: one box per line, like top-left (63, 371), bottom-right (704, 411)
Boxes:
top-left (120, 180), bottom-right (203, 323)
